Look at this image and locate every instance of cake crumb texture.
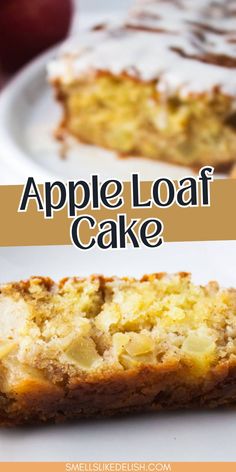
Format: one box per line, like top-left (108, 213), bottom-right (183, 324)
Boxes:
top-left (48, 0), bottom-right (236, 169)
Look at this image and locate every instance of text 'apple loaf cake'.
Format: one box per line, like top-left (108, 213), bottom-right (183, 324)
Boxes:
top-left (48, 0), bottom-right (236, 170)
top-left (1, 273), bottom-right (236, 426)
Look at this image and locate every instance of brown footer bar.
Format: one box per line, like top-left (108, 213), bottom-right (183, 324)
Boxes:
top-left (0, 463), bottom-right (235, 472)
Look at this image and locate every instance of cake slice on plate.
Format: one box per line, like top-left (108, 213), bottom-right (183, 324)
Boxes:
top-left (1, 273), bottom-right (236, 426)
top-left (48, 0), bottom-right (236, 170)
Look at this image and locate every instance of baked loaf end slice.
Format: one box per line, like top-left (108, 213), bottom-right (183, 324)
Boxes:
top-left (1, 273), bottom-right (236, 426)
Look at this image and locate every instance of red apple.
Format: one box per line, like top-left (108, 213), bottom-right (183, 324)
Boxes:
top-left (0, 0), bottom-right (74, 73)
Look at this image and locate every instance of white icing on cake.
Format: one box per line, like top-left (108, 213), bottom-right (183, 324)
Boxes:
top-left (48, 0), bottom-right (236, 98)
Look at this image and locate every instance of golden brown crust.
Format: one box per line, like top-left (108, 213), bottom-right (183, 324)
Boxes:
top-left (230, 163), bottom-right (236, 178)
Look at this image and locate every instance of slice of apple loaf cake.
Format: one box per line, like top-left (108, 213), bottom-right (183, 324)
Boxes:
top-left (0, 273), bottom-right (236, 425)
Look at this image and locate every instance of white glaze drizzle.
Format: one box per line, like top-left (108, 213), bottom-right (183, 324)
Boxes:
top-left (48, 0), bottom-right (236, 98)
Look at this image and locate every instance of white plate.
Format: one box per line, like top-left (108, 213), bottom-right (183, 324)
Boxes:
top-left (0, 5), bottom-right (202, 185)
top-left (0, 241), bottom-right (236, 462)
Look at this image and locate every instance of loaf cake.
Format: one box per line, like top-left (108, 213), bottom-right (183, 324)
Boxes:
top-left (48, 0), bottom-right (236, 170)
top-left (1, 273), bottom-right (236, 426)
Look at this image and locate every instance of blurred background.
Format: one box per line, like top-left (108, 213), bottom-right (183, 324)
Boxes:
top-left (0, 0), bottom-right (132, 88)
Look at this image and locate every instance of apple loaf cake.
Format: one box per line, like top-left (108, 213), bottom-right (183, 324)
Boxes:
top-left (1, 273), bottom-right (236, 426)
top-left (48, 0), bottom-right (236, 170)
